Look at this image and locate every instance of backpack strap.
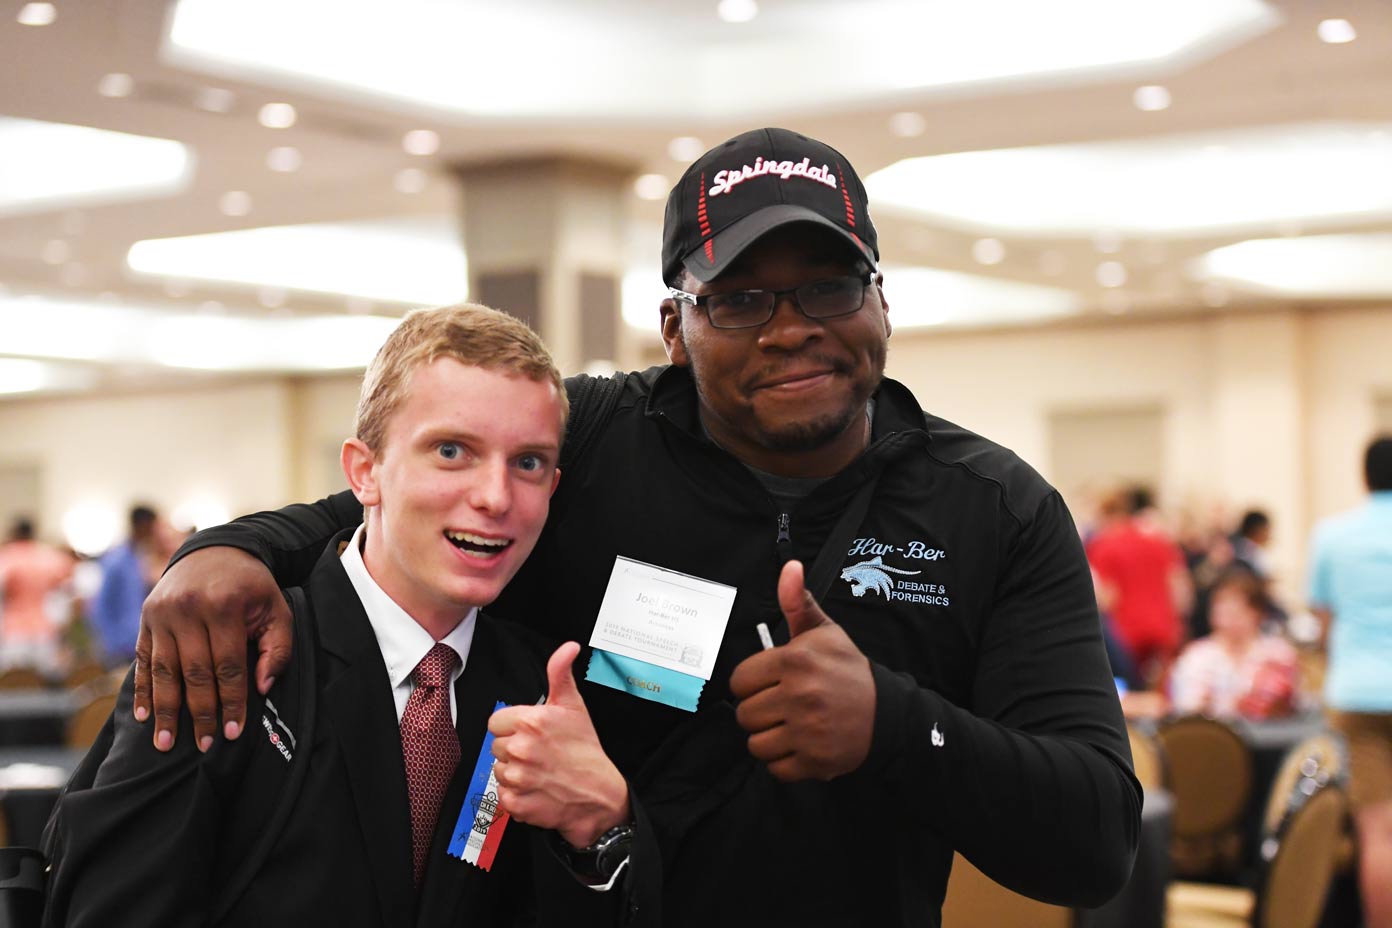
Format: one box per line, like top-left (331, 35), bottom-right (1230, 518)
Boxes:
top-left (209, 585), bottom-right (318, 924)
top-left (561, 372), bottom-right (629, 471)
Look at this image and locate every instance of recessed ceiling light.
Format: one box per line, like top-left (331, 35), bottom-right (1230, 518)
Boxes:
top-left (1133, 85), bottom-right (1171, 112)
top-left (258, 102), bottom-right (297, 129)
top-left (266, 146), bottom-right (302, 172)
top-left (394, 167), bottom-right (427, 194)
top-left (219, 190), bottom-right (252, 216)
top-left (196, 87), bottom-right (236, 113)
top-left (972, 238), bottom-right (1006, 265)
top-left (716, 0), bottom-right (758, 24)
top-left (41, 239), bottom-right (70, 265)
top-left (1317, 18), bottom-right (1356, 44)
top-left (127, 217), bottom-right (469, 305)
top-left (667, 136), bottom-right (705, 162)
top-left (889, 112), bottom-right (927, 139)
top-left (866, 121), bottom-right (1392, 236)
top-left (17, 3), bottom-right (56, 26)
top-left (97, 73), bottom-right (134, 98)
top-left (0, 117), bottom-right (192, 218)
top-left (1096, 261), bottom-right (1128, 287)
top-left (633, 174), bottom-right (670, 201)
top-left (402, 129), bottom-right (440, 156)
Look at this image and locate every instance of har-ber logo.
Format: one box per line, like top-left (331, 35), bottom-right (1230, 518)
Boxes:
top-left (840, 556), bottom-right (919, 599)
top-left (841, 538), bottom-right (952, 606)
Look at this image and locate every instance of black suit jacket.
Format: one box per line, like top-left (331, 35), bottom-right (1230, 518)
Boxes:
top-left (44, 533), bottom-right (651, 927)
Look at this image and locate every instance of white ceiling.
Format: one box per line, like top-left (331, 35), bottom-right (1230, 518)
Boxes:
top-left (2, 0), bottom-right (1391, 398)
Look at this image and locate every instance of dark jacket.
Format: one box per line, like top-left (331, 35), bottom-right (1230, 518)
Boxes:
top-left (43, 531), bottom-right (655, 927)
top-left (179, 366), bottom-right (1142, 927)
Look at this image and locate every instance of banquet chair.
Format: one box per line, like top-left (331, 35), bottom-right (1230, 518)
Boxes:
top-left (1260, 733), bottom-right (1344, 836)
top-left (63, 660), bottom-right (108, 690)
top-left (1167, 783), bottom-right (1347, 928)
top-left (1156, 715), bottom-right (1252, 879)
top-left (941, 852), bottom-right (1073, 928)
top-left (1128, 722), bottom-right (1167, 792)
top-left (65, 691), bottom-right (116, 749)
top-left (0, 668), bottom-right (46, 689)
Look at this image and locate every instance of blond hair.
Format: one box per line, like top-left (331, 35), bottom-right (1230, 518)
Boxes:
top-left (355, 303), bottom-right (568, 452)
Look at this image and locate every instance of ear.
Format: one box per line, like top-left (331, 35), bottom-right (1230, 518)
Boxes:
top-left (549, 466), bottom-right (562, 497)
top-left (341, 438), bottom-right (381, 506)
top-left (660, 298), bottom-right (690, 367)
top-left (874, 278), bottom-right (892, 339)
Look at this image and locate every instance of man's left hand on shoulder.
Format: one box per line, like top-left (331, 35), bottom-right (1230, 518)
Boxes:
top-left (729, 560), bottom-right (876, 782)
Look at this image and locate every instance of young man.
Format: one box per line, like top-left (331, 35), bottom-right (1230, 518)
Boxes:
top-left (136, 129), bottom-right (1139, 926)
top-left (43, 305), bottom-right (650, 926)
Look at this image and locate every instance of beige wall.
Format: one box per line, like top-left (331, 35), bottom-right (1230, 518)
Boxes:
top-left (0, 375), bottom-right (360, 553)
top-left (2, 306), bottom-right (1389, 601)
top-left (885, 304), bottom-right (1392, 601)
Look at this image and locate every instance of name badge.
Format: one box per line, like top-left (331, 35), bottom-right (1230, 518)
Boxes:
top-left (585, 556), bottom-right (736, 712)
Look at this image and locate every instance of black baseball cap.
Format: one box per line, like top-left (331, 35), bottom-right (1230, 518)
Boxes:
top-left (661, 127), bottom-right (879, 286)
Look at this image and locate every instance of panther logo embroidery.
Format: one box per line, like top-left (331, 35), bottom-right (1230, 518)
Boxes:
top-left (840, 556), bottom-right (920, 598)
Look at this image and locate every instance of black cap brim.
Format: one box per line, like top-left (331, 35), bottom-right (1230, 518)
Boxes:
top-left (680, 204), bottom-right (877, 284)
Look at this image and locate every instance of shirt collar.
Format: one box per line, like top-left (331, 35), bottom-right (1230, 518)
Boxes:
top-left (339, 523), bottom-right (477, 689)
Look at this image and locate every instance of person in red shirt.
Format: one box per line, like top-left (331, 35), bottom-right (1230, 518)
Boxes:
top-left (1087, 488), bottom-right (1193, 683)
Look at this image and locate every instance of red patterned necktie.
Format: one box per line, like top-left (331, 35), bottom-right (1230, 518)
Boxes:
top-left (400, 642), bottom-right (461, 886)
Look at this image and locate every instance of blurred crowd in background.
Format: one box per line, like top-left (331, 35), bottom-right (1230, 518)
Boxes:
top-left (0, 507), bottom-right (184, 679)
top-left (1076, 484), bottom-right (1322, 724)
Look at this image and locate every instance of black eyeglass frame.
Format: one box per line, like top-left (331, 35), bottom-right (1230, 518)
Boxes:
top-left (667, 269), bottom-right (878, 330)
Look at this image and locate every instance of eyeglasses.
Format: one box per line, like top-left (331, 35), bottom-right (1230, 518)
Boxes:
top-left (668, 271), bottom-right (875, 330)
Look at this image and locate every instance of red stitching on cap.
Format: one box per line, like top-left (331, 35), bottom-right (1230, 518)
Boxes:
top-left (837, 163), bottom-right (856, 228)
top-left (698, 172), bottom-right (712, 238)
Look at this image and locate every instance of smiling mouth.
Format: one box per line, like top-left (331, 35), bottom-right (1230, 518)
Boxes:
top-left (444, 530), bottom-right (512, 559)
top-left (757, 369), bottom-right (835, 390)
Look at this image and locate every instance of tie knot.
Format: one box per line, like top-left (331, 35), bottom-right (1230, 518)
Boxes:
top-left (413, 642), bottom-right (458, 689)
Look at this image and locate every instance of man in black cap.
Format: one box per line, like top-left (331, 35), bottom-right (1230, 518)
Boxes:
top-left (135, 128), bottom-right (1141, 926)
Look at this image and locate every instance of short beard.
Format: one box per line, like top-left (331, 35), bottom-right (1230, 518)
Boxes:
top-left (752, 399), bottom-right (867, 453)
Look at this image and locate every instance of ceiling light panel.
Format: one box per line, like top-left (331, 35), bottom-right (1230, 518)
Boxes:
top-left (165, 0), bottom-right (1277, 119)
top-left (1196, 234), bottom-right (1392, 297)
top-left (126, 217), bottom-right (469, 305)
top-left (0, 117), bottom-right (193, 217)
top-left (1, 292), bottom-right (401, 372)
top-left (866, 122), bottom-right (1392, 236)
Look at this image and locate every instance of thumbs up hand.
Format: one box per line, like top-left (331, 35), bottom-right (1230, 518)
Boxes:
top-left (488, 642), bottom-right (631, 848)
top-left (728, 560), bottom-right (876, 782)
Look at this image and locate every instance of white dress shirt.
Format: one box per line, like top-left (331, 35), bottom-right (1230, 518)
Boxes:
top-left (339, 523), bottom-right (478, 723)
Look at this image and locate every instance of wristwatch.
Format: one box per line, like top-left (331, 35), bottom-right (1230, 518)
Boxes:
top-left (557, 822), bottom-right (635, 889)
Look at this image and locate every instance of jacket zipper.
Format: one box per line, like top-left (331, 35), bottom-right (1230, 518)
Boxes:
top-left (775, 512), bottom-right (793, 567)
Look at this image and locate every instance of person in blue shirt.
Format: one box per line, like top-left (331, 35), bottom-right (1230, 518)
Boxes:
top-left (1308, 435), bottom-right (1392, 928)
top-left (90, 505), bottom-right (159, 666)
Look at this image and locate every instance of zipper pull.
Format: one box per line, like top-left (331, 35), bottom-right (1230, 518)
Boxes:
top-left (776, 512), bottom-right (791, 544)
